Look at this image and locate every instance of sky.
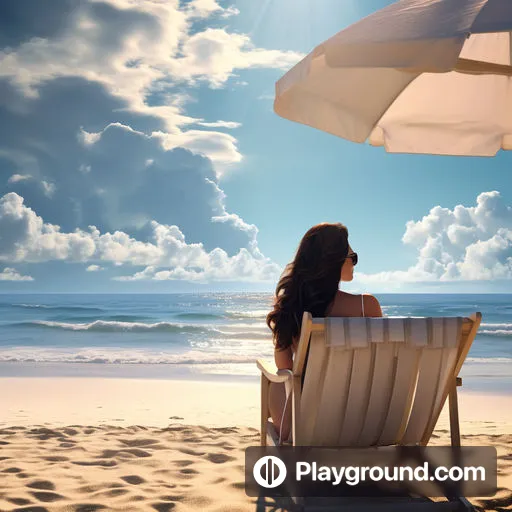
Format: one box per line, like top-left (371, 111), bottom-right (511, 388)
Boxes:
top-left (0, 0), bottom-right (511, 294)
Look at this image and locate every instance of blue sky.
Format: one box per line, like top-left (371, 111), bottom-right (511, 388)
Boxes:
top-left (0, 0), bottom-right (511, 293)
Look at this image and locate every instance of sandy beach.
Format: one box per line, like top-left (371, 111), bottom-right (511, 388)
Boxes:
top-left (0, 376), bottom-right (510, 512)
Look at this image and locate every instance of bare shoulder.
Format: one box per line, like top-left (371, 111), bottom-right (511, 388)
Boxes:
top-left (362, 293), bottom-right (383, 317)
top-left (337, 290), bottom-right (358, 300)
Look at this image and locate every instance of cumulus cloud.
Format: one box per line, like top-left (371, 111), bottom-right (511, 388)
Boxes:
top-left (81, 121), bottom-right (242, 171)
top-left (114, 244), bottom-right (279, 283)
top-left (358, 191), bottom-right (512, 285)
top-left (0, 89), bottom-right (254, 256)
top-left (0, 0), bottom-right (301, 122)
top-left (187, 0), bottom-right (239, 19)
top-left (153, 127), bottom-right (241, 170)
top-left (0, 0), bottom-right (296, 287)
top-left (0, 192), bottom-right (281, 282)
top-left (0, 267), bottom-right (33, 281)
top-left (172, 28), bottom-right (302, 87)
top-left (86, 264), bottom-right (103, 271)
top-left (0, 0), bottom-right (302, 172)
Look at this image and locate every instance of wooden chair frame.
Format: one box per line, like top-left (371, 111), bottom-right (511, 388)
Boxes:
top-left (257, 312), bottom-right (482, 511)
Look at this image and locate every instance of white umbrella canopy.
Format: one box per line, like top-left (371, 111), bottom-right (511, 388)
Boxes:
top-left (274, 0), bottom-right (512, 156)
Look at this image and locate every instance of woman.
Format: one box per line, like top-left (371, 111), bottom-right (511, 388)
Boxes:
top-left (266, 222), bottom-right (382, 441)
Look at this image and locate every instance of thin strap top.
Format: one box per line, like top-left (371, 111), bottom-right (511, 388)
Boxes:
top-left (361, 294), bottom-right (365, 317)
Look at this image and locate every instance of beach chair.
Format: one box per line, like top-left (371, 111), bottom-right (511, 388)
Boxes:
top-left (257, 312), bottom-right (482, 511)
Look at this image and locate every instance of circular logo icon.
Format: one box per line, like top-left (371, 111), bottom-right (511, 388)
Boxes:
top-left (253, 455), bottom-right (287, 488)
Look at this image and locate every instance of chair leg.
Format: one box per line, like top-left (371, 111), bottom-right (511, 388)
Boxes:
top-left (455, 496), bottom-right (475, 511)
top-left (261, 374), bottom-right (270, 446)
top-left (448, 377), bottom-right (461, 448)
top-left (447, 378), bottom-right (474, 511)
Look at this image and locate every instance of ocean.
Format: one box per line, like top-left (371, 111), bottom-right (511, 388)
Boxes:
top-left (0, 293), bottom-right (510, 393)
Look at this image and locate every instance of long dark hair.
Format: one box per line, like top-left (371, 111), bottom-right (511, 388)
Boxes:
top-left (266, 223), bottom-right (349, 350)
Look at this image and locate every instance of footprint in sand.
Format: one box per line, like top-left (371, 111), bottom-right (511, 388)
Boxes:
top-left (28, 428), bottom-right (61, 438)
top-left (3, 467), bottom-right (23, 473)
top-left (120, 475), bottom-right (146, 485)
top-left (12, 507), bottom-right (49, 512)
top-left (43, 456), bottom-right (69, 462)
top-left (122, 448), bottom-right (152, 457)
top-left (6, 497), bottom-right (33, 506)
top-left (158, 495), bottom-right (184, 502)
top-left (75, 485), bottom-right (103, 494)
top-left (26, 480), bottom-right (56, 491)
top-left (73, 505), bottom-right (107, 512)
top-left (29, 491), bottom-right (66, 502)
top-left (72, 460), bottom-right (117, 467)
top-left (179, 468), bottom-right (199, 475)
top-left (206, 453), bottom-right (235, 464)
top-left (100, 488), bottom-right (129, 498)
top-left (173, 460), bottom-right (194, 468)
top-left (99, 448), bottom-right (152, 458)
top-left (119, 438), bottom-right (159, 448)
top-left (108, 482), bottom-right (124, 489)
top-left (151, 503), bottom-right (176, 512)
top-left (178, 448), bottom-right (205, 457)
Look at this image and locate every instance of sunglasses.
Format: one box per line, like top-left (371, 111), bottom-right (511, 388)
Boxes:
top-left (345, 252), bottom-right (358, 266)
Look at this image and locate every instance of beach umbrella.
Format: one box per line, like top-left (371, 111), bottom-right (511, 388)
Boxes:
top-left (274, 0), bottom-right (512, 156)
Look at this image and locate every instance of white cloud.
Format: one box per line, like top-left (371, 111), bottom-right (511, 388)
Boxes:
top-left (220, 6), bottom-right (240, 18)
top-left (80, 121), bottom-right (242, 172)
top-left (153, 128), bottom-right (241, 171)
top-left (86, 264), bottom-right (103, 272)
top-left (0, 192), bottom-right (281, 283)
top-left (0, 2), bottom-right (302, 172)
top-left (172, 28), bottom-right (302, 87)
top-left (0, 1), bottom-right (301, 125)
top-left (195, 120), bottom-right (241, 129)
top-left (78, 128), bottom-right (102, 146)
top-left (114, 246), bottom-right (279, 282)
top-left (41, 181), bottom-right (56, 198)
top-left (358, 191), bottom-right (512, 285)
top-left (8, 176), bottom-right (56, 197)
top-left (187, 0), bottom-right (239, 18)
top-left (8, 174), bottom-right (32, 184)
top-left (0, 267), bottom-right (33, 281)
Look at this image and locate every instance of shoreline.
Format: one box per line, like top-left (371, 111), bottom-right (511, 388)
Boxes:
top-left (1, 360), bottom-right (511, 396)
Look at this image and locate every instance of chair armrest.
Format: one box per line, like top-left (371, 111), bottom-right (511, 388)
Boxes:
top-left (256, 359), bottom-right (293, 384)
